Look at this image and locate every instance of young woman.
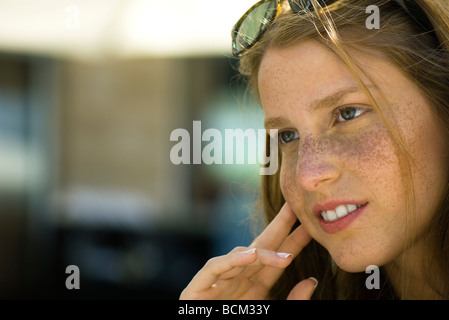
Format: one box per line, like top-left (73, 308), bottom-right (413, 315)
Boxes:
top-left (180, 0), bottom-right (449, 299)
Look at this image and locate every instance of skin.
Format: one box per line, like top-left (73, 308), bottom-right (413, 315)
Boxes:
top-left (180, 39), bottom-right (449, 299)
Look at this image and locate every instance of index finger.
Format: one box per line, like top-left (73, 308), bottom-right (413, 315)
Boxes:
top-left (183, 248), bottom-right (259, 295)
top-left (251, 202), bottom-right (299, 250)
top-left (251, 225), bottom-right (312, 289)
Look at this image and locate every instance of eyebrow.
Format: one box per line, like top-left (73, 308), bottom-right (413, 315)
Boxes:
top-left (264, 85), bottom-right (372, 129)
top-left (309, 86), bottom-right (362, 112)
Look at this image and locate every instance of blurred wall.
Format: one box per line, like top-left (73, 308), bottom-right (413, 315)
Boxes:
top-left (59, 59), bottom-right (192, 217)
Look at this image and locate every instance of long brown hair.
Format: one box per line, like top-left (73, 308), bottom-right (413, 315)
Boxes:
top-left (238, 0), bottom-right (449, 299)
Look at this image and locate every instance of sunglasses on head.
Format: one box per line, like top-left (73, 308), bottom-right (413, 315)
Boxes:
top-left (231, 0), bottom-right (435, 57)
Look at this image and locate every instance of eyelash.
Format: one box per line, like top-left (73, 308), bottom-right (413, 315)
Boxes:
top-left (278, 130), bottom-right (299, 144)
top-left (334, 106), bottom-right (367, 123)
top-left (278, 106), bottom-right (367, 145)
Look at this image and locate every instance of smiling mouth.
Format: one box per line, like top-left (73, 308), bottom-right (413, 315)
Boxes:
top-left (321, 204), bottom-right (364, 222)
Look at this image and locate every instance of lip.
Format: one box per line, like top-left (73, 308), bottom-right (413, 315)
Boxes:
top-left (313, 200), bottom-right (368, 234)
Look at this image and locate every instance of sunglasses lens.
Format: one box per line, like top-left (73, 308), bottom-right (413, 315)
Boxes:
top-left (289, 0), bottom-right (312, 12)
top-left (232, 1), bottom-right (278, 56)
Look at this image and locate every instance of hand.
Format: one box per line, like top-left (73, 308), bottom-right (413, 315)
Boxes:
top-left (179, 203), bottom-right (317, 300)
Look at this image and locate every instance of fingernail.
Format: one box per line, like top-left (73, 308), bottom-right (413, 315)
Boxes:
top-left (241, 248), bottom-right (256, 255)
top-left (276, 252), bottom-right (293, 259)
top-left (308, 277), bottom-right (319, 289)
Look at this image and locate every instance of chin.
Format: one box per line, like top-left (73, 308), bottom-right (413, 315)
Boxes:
top-left (326, 243), bottom-right (389, 273)
top-left (332, 257), bottom-right (372, 273)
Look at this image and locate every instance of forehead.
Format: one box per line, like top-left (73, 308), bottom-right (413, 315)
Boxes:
top-left (257, 39), bottom-right (411, 116)
top-left (259, 40), bottom-right (352, 85)
top-left (258, 40), bottom-right (356, 104)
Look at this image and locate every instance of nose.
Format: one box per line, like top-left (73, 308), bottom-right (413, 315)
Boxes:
top-left (295, 136), bottom-right (341, 191)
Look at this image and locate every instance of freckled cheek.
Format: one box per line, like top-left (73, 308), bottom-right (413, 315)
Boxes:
top-left (342, 129), bottom-right (401, 187)
top-left (399, 111), bottom-right (449, 222)
top-left (334, 128), bottom-right (404, 213)
top-left (279, 127), bottom-right (401, 207)
top-left (279, 156), bottom-right (300, 202)
top-left (279, 159), bottom-right (310, 222)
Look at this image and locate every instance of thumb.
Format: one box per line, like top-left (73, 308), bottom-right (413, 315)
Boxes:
top-left (286, 277), bottom-right (318, 300)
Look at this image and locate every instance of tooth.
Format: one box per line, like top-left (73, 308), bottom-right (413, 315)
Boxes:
top-left (326, 210), bottom-right (337, 221)
top-left (321, 211), bottom-right (329, 221)
top-left (346, 204), bottom-right (357, 213)
top-left (335, 205), bottom-right (348, 218)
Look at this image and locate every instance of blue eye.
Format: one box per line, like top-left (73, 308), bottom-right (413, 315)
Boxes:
top-left (337, 107), bottom-right (365, 122)
top-left (279, 130), bottom-right (299, 144)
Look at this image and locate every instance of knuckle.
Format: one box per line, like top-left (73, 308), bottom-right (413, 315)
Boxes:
top-left (204, 256), bottom-right (219, 268)
top-left (230, 246), bottom-right (248, 253)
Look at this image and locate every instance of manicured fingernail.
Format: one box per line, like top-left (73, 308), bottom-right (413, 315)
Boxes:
top-left (276, 252), bottom-right (293, 259)
top-left (308, 277), bottom-right (319, 288)
top-left (241, 248), bottom-right (256, 255)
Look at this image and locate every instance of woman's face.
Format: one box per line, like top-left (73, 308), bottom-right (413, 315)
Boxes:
top-left (258, 40), bottom-right (449, 272)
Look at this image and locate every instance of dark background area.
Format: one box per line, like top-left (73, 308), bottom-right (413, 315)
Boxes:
top-left (0, 53), bottom-right (263, 299)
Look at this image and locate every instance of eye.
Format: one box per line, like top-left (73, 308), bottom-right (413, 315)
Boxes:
top-left (336, 106), bottom-right (366, 123)
top-left (279, 130), bottom-right (300, 144)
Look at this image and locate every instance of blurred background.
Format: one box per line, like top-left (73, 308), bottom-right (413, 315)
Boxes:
top-left (0, 0), bottom-right (268, 299)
